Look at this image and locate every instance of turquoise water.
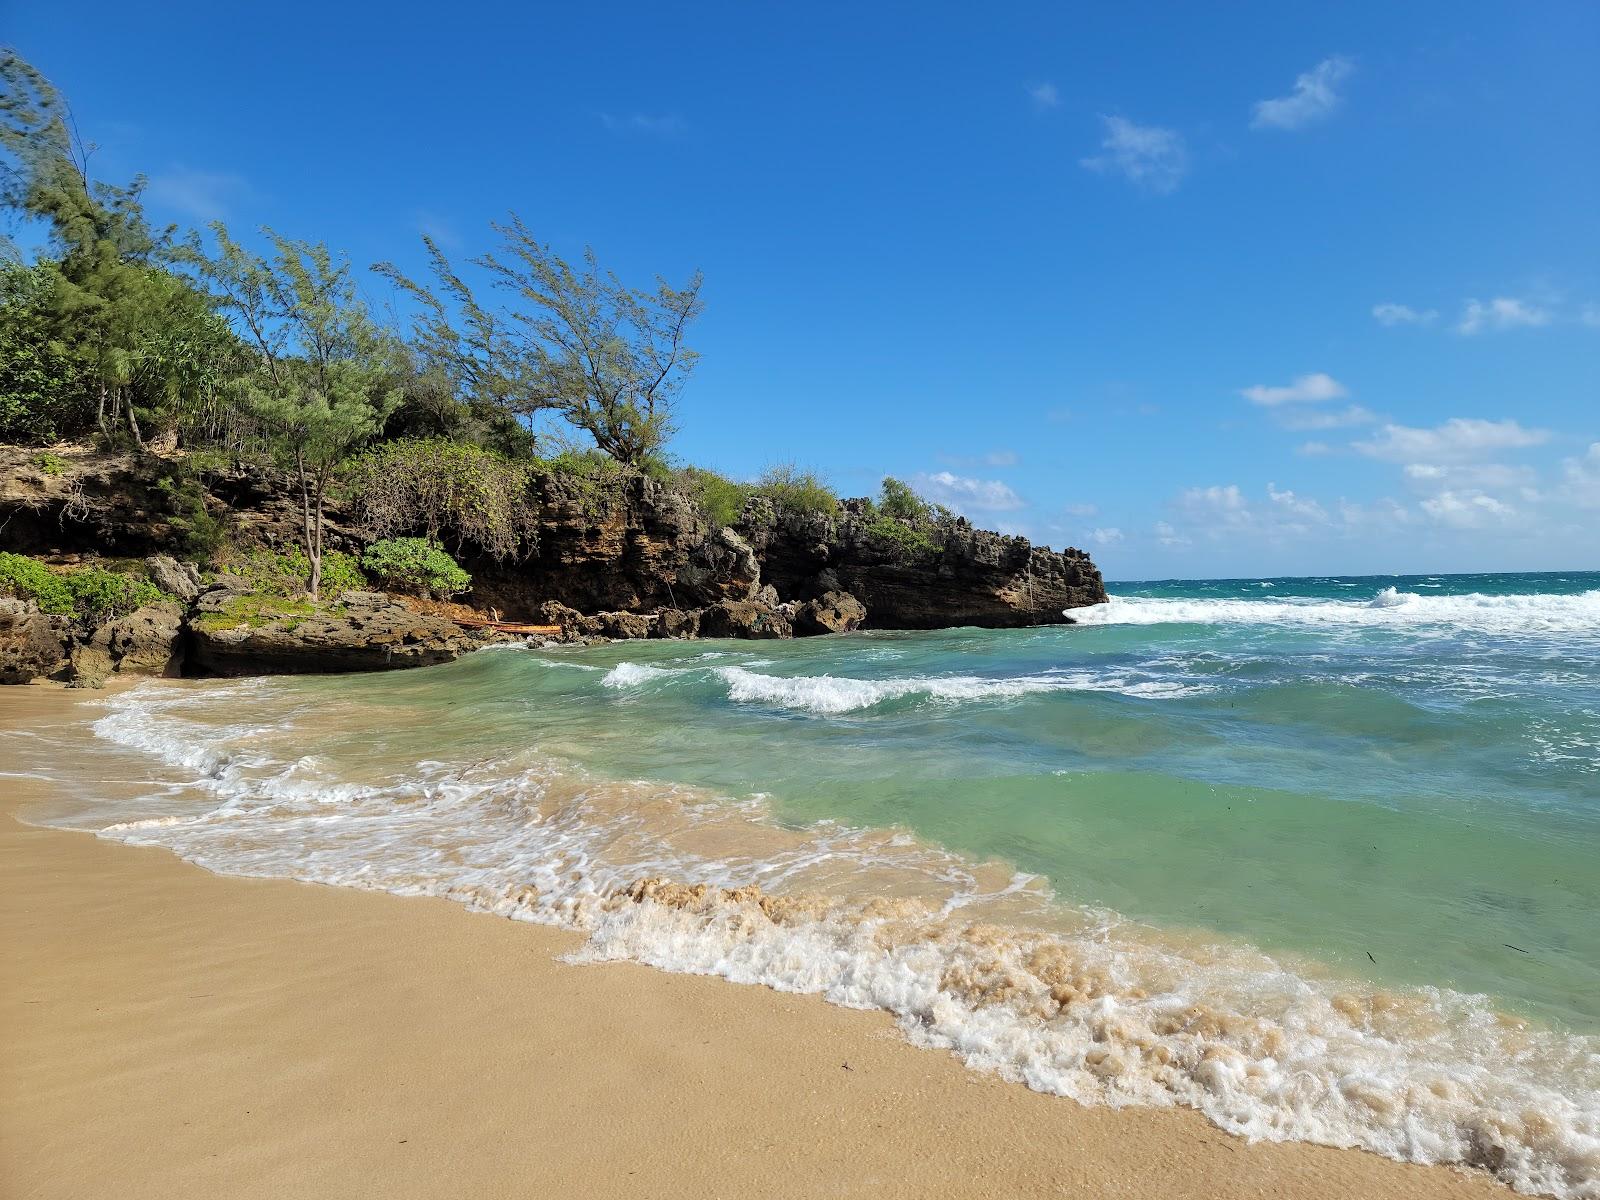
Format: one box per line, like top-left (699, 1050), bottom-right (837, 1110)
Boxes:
top-left (404, 570), bottom-right (1600, 1028)
top-left (25, 570), bottom-right (1600, 1194)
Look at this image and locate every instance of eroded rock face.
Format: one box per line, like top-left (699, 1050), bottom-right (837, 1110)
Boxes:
top-left (793, 590), bottom-right (867, 636)
top-left (0, 598), bottom-right (68, 683)
top-left (70, 602), bottom-right (185, 683)
top-left (190, 589), bottom-right (477, 676)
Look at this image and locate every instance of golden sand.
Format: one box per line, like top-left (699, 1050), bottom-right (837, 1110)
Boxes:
top-left (0, 686), bottom-right (1508, 1198)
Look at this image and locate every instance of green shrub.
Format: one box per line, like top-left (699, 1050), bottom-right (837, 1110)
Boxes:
top-left (753, 463), bottom-right (838, 518)
top-left (217, 546), bottom-right (366, 599)
top-left (864, 515), bottom-right (942, 559)
top-left (31, 452), bottom-right (68, 477)
top-left (0, 553), bottom-right (168, 622)
top-left (878, 476), bottom-right (930, 521)
top-left (0, 552), bottom-right (73, 614)
top-left (678, 467), bottom-right (752, 528)
top-left (345, 438), bottom-right (538, 561)
top-left (360, 537), bottom-right (471, 599)
top-left (63, 568), bottom-right (166, 623)
top-left (156, 473), bottom-right (228, 562)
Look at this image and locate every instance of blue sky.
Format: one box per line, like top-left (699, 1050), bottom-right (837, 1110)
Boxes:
top-left (10, 1), bottom-right (1599, 578)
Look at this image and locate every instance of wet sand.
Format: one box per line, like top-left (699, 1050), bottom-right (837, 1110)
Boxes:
top-left (0, 686), bottom-right (1508, 1199)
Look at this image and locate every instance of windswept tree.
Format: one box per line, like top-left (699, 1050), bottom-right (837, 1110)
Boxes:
top-left (377, 215), bottom-right (703, 467)
top-left (181, 224), bottom-right (397, 597)
top-left (0, 50), bottom-right (233, 446)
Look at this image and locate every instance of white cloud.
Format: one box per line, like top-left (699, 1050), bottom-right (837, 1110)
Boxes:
top-left (1154, 520), bottom-right (1191, 548)
top-left (1063, 502), bottom-right (1099, 517)
top-left (1179, 484), bottom-right (1248, 515)
top-left (1089, 527), bottom-right (1124, 546)
top-left (1028, 82), bottom-right (1059, 110)
top-left (1354, 418), bottom-right (1550, 463)
top-left (599, 112), bottom-right (687, 136)
top-left (1251, 57), bottom-right (1354, 131)
top-left (1402, 462), bottom-right (1537, 493)
top-left (1372, 302), bottom-right (1437, 327)
top-left (145, 167), bottom-right (251, 222)
top-left (1267, 482), bottom-right (1328, 522)
top-left (1239, 372), bottom-right (1347, 407)
top-left (1298, 440), bottom-right (1334, 456)
top-left (1458, 296), bottom-right (1551, 335)
top-left (914, 471), bottom-right (1026, 512)
top-left (1276, 404), bottom-right (1377, 431)
top-left (1561, 443), bottom-right (1600, 508)
top-left (1080, 116), bottom-right (1188, 194)
top-left (1579, 305), bottom-right (1600, 329)
top-left (1419, 490), bottom-right (1516, 528)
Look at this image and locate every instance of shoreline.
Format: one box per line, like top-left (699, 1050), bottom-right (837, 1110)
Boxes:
top-left (0, 686), bottom-right (1511, 1199)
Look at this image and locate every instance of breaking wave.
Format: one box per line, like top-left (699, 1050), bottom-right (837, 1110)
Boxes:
top-left (1071, 589), bottom-right (1600, 638)
top-left (57, 682), bottom-right (1600, 1199)
top-left (596, 662), bottom-right (1207, 714)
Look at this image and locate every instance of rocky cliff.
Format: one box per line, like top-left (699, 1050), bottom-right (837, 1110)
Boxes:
top-left (0, 445), bottom-right (1107, 681)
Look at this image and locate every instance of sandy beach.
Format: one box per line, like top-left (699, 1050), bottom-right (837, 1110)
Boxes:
top-left (0, 686), bottom-right (1510, 1200)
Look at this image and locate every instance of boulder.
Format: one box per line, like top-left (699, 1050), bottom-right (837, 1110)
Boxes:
top-left (534, 600), bottom-right (587, 640)
top-left (190, 589), bottom-right (477, 676)
top-left (144, 555), bottom-right (202, 603)
top-left (0, 598), bottom-right (69, 684)
top-left (595, 610), bottom-right (652, 640)
top-left (698, 598), bottom-right (793, 640)
top-left (70, 601), bottom-right (185, 683)
top-left (652, 608), bottom-right (701, 639)
top-left (793, 590), bottom-right (867, 636)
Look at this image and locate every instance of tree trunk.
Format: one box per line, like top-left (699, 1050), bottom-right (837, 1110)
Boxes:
top-left (295, 449), bottom-right (320, 600)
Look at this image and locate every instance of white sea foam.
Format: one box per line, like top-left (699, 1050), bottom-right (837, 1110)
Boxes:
top-left (601, 661), bottom-right (678, 688)
top-left (61, 682), bottom-right (1600, 1199)
top-left (715, 666), bottom-right (1204, 713)
top-left (1070, 589), bottom-right (1600, 638)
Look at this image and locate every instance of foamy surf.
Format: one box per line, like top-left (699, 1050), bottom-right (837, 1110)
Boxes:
top-left (1069, 588), bottom-right (1600, 638)
top-left (45, 680), bottom-right (1600, 1199)
top-left (596, 661), bottom-right (1210, 713)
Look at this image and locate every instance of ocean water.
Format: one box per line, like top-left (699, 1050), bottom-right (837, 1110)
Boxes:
top-left (11, 571), bottom-right (1600, 1197)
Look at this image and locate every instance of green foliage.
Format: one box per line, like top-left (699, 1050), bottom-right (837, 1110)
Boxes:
top-left (878, 477), bottom-right (929, 521)
top-left (541, 447), bottom-right (631, 518)
top-left (62, 567), bottom-right (166, 624)
top-left (0, 552), bottom-right (72, 614)
top-left (678, 466), bottom-right (752, 528)
top-left (0, 552), bottom-right (167, 621)
top-left (753, 463), bottom-right (838, 518)
top-left (360, 537), bottom-right (471, 599)
top-left (346, 438), bottom-right (537, 561)
top-left (31, 451), bottom-right (67, 476)
top-left (180, 223), bottom-right (398, 596)
top-left (0, 260), bottom-right (93, 443)
top-left (864, 514), bottom-right (942, 559)
top-left (216, 546), bottom-right (365, 599)
top-left (155, 470), bottom-right (228, 561)
top-left (378, 217), bottom-right (704, 466)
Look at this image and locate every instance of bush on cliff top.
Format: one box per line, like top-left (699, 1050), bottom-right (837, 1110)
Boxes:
top-left (345, 438), bottom-right (539, 561)
top-left (754, 464), bottom-right (837, 519)
top-left (0, 553), bottom-right (168, 622)
top-left (360, 538), bottom-right (471, 599)
top-left (677, 467), bottom-right (753, 529)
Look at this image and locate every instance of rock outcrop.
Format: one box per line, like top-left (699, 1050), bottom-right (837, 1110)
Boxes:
top-left (69, 602), bottom-right (185, 683)
top-left (793, 590), bottom-right (867, 636)
top-left (0, 598), bottom-right (68, 683)
top-left (1, 446), bottom-right (1109, 673)
top-left (190, 588), bottom-right (480, 676)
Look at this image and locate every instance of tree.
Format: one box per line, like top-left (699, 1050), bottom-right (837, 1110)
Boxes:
top-left (181, 224), bottom-right (398, 597)
top-left (377, 216), bottom-right (703, 467)
top-left (1, 50), bottom-right (234, 446)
